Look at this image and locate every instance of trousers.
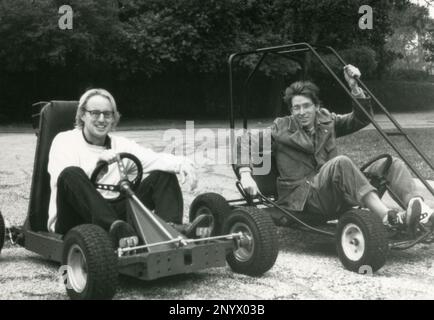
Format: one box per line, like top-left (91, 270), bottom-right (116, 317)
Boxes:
top-left (55, 167), bottom-right (183, 234)
top-left (303, 155), bottom-right (418, 219)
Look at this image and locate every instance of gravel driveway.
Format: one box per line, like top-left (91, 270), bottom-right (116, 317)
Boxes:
top-left (0, 128), bottom-right (433, 300)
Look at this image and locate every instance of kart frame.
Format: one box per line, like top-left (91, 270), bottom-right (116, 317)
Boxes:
top-left (226, 42), bottom-right (434, 250)
top-left (9, 101), bottom-right (243, 285)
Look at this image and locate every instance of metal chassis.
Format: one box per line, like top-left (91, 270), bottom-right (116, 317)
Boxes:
top-left (9, 156), bottom-right (242, 281)
top-left (17, 228), bottom-right (236, 280)
top-left (227, 42), bottom-right (434, 249)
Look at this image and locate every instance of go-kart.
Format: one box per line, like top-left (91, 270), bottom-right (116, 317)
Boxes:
top-left (0, 101), bottom-right (278, 300)
top-left (226, 42), bottom-right (434, 273)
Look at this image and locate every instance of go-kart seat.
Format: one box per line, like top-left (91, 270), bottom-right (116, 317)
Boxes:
top-left (251, 155), bottom-right (278, 199)
top-left (233, 133), bottom-right (278, 198)
top-left (28, 101), bottom-right (78, 232)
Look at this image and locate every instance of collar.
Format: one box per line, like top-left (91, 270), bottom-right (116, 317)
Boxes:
top-left (81, 129), bottom-right (111, 148)
top-left (315, 108), bottom-right (333, 125)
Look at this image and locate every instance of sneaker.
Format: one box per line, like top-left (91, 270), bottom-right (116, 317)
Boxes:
top-left (411, 197), bottom-right (434, 225)
top-left (109, 220), bottom-right (139, 248)
top-left (386, 205), bottom-right (420, 237)
top-left (406, 198), bottom-right (422, 236)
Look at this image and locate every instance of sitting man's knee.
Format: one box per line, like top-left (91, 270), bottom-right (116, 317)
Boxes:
top-left (391, 156), bottom-right (404, 167)
top-left (147, 170), bottom-right (179, 183)
top-left (58, 166), bottom-right (87, 182)
top-left (333, 155), bottom-right (354, 166)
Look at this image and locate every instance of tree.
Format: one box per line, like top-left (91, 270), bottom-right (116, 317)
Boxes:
top-left (0, 0), bottom-right (123, 73)
top-left (386, 2), bottom-right (434, 71)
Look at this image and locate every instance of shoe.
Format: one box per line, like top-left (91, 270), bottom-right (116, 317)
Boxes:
top-left (407, 197), bottom-right (434, 231)
top-left (406, 198), bottom-right (422, 237)
top-left (411, 198), bottom-right (434, 226)
top-left (170, 214), bottom-right (214, 238)
top-left (109, 220), bottom-right (139, 248)
top-left (386, 205), bottom-right (420, 237)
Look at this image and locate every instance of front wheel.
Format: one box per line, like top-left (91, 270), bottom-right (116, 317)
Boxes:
top-left (223, 207), bottom-right (279, 276)
top-left (0, 211), bottom-right (5, 254)
top-left (189, 193), bottom-right (231, 236)
top-left (62, 224), bottom-right (118, 300)
top-left (336, 209), bottom-right (389, 273)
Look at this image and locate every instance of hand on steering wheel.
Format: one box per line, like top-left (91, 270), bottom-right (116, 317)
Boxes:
top-left (90, 152), bottom-right (143, 201)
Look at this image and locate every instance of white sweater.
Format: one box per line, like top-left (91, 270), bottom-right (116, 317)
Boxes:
top-left (47, 128), bottom-right (184, 232)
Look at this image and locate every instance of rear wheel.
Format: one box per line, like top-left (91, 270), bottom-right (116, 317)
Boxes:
top-left (223, 207), bottom-right (278, 276)
top-left (0, 211), bottom-right (5, 253)
top-left (62, 224), bottom-right (118, 300)
top-left (336, 209), bottom-right (389, 273)
top-left (189, 193), bottom-right (231, 236)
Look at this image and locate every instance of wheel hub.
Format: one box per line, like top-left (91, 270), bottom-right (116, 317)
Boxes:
top-left (230, 222), bottom-right (254, 262)
top-left (341, 223), bottom-right (365, 261)
top-left (67, 244), bottom-right (88, 293)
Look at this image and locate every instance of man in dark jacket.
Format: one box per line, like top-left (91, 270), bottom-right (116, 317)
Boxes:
top-left (238, 65), bottom-right (433, 230)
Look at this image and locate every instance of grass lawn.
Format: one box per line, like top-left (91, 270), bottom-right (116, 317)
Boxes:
top-left (338, 127), bottom-right (434, 180)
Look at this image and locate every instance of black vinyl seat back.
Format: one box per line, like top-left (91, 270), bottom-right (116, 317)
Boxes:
top-left (234, 134), bottom-right (279, 199)
top-left (251, 155), bottom-right (278, 198)
top-left (28, 101), bottom-right (78, 231)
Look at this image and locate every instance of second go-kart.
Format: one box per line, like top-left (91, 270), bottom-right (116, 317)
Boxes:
top-left (226, 42), bottom-right (434, 273)
top-left (1, 101), bottom-right (279, 300)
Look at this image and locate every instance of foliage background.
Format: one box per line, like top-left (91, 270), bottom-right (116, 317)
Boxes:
top-left (0, 0), bottom-right (433, 123)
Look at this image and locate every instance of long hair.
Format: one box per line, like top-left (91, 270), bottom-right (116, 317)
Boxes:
top-left (75, 88), bottom-right (121, 129)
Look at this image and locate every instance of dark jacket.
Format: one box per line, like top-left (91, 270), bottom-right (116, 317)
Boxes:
top-left (236, 97), bottom-right (373, 211)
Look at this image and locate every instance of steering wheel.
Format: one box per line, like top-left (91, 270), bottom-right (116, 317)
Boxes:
top-left (90, 152), bottom-right (143, 202)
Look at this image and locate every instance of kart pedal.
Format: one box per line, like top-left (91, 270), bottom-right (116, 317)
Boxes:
top-left (119, 236), bottom-right (139, 249)
top-left (185, 214), bottom-right (214, 238)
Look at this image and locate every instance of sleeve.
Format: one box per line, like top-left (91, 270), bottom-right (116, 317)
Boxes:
top-left (233, 121), bottom-right (277, 178)
top-left (125, 139), bottom-right (184, 174)
top-left (333, 95), bottom-right (373, 138)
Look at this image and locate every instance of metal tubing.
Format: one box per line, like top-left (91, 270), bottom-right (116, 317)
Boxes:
top-left (257, 191), bottom-right (335, 237)
top-left (322, 45), bottom-right (434, 197)
top-left (130, 194), bottom-right (175, 240)
top-left (242, 53), bottom-right (268, 129)
top-left (390, 229), bottom-right (434, 250)
top-left (326, 46), bottom-right (434, 170)
top-left (118, 232), bottom-right (243, 255)
top-left (228, 41), bottom-right (434, 198)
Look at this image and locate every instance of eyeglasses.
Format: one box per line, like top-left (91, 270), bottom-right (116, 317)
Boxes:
top-left (84, 109), bottom-right (114, 120)
top-left (291, 102), bottom-right (315, 112)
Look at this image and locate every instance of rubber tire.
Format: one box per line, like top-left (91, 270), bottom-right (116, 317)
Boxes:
top-left (62, 224), bottom-right (118, 300)
top-left (189, 193), bottom-right (232, 236)
top-left (223, 207), bottom-right (279, 276)
top-left (336, 209), bottom-right (389, 273)
top-left (0, 211), bottom-right (5, 254)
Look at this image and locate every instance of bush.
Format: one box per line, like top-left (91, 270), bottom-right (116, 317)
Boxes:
top-left (365, 80), bottom-right (434, 111)
top-left (311, 46), bottom-right (378, 80)
top-left (318, 80), bottom-right (434, 113)
top-left (386, 69), bottom-right (430, 81)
